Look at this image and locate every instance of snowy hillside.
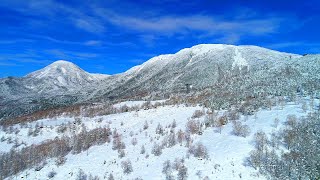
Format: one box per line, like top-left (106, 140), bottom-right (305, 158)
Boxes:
top-left (1, 44), bottom-right (320, 126)
top-left (92, 44), bottom-right (300, 101)
top-left (1, 97), bottom-right (318, 179)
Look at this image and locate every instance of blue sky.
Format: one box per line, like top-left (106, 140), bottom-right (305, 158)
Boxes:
top-left (0, 0), bottom-right (319, 77)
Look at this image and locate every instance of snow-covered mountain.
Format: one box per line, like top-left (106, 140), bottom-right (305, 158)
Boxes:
top-left (91, 44), bottom-right (301, 101)
top-left (1, 44), bottom-right (319, 180)
top-left (25, 60), bottom-right (109, 93)
top-left (0, 60), bottom-right (109, 120)
top-left (1, 44), bottom-right (320, 121)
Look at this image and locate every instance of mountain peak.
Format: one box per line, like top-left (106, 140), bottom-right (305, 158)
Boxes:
top-left (48, 60), bottom-right (78, 68)
top-left (26, 60), bottom-right (82, 79)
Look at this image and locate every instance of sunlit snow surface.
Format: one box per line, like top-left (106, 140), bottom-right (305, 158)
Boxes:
top-left (1, 98), bottom-right (317, 180)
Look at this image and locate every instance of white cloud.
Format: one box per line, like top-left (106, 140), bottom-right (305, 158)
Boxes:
top-left (46, 49), bottom-right (98, 60)
top-left (84, 40), bottom-right (102, 46)
top-left (74, 17), bottom-right (106, 33)
top-left (94, 8), bottom-right (282, 37)
top-left (1, 1), bottom-right (299, 44)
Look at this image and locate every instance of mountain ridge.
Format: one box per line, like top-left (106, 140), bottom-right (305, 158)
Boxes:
top-left (1, 44), bottom-right (319, 121)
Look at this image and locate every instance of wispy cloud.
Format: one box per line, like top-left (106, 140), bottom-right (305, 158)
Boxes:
top-left (0, 62), bottom-right (19, 66)
top-left (0, 39), bottom-right (34, 44)
top-left (94, 7), bottom-right (285, 37)
top-left (3, 1), bottom-right (289, 38)
top-left (91, 7), bottom-right (293, 45)
top-left (84, 40), bottom-right (102, 46)
top-left (74, 17), bottom-right (106, 33)
top-left (45, 49), bottom-right (99, 60)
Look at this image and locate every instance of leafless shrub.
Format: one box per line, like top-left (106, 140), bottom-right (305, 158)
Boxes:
top-left (191, 110), bottom-right (205, 119)
top-left (55, 156), bottom-right (67, 166)
top-left (227, 109), bottom-right (240, 121)
top-left (35, 160), bottom-right (47, 171)
top-left (188, 142), bottom-right (209, 159)
top-left (232, 121), bottom-right (250, 137)
top-left (57, 123), bottom-right (68, 134)
top-left (47, 170), bottom-right (57, 179)
top-left (112, 133), bottom-right (126, 151)
top-left (186, 119), bottom-right (201, 134)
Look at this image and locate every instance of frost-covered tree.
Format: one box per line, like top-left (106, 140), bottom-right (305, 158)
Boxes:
top-left (121, 159), bottom-right (133, 174)
top-left (108, 173), bottom-right (114, 180)
top-left (143, 120), bottom-right (149, 130)
top-left (172, 119), bottom-right (177, 128)
top-left (140, 145), bottom-right (146, 154)
top-left (76, 169), bottom-right (87, 180)
top-left (151, 143), bottom-right (162, 156)
top-left (186, 119), bottom-right (200, 134)
top-left (253, 131), bottom-right (268, 151)
top-left (188, 142), bottom-right (209, 159)
top-left (231, 121), bottom-right (250, 137)
top-left (167, 132), bottom-right (176, 147)
top-left (156, 123), bottom-right (164, 135)
top-left (185, 132), bottom-right (192, 147)
top-left (247, 112), bottom-right (320, 179)
top-left (131, 138), bottom-right (138, 146)
top-left (88, 174), bottom-right (100, 180)
top-left (112, 134), bottom-right (125, 150)
top-left (118, 149), bottom-right (126, 158)
top-left (162, 160), bottom-right (174, 180)
top-left (177, 129), bottom-right (185, 145)
top-left (177, 165), bottom-right (188, 180)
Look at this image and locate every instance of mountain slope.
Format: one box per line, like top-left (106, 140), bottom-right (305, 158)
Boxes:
top-left (1, 99), bottom-right (316, 179)
top-left (2, 44), bottom-right (320, 121)
top-left (0, 60), bottom-right (109, 120)
top-left (25, 60), bottom-right (108, 93)
top-left (91, 44), bottom-right (301, 101)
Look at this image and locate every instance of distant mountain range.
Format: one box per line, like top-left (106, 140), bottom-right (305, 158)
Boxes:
top-left (1, 44), bottom-right (320, 120)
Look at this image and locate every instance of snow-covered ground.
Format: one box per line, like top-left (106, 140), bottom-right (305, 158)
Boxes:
top-left (1, 98), bottom-right (317, 180)
top-left (113, 100), bottom-right (167, 109)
